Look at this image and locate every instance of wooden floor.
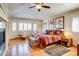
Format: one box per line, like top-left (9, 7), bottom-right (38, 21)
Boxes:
top-left (5, 38), bottom-right (77, 56)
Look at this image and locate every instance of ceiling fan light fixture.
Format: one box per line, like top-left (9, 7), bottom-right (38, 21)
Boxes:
top-left (29, 3), bottom-right (51, 12)
top-left (36, 5), bottom-right (42, 9)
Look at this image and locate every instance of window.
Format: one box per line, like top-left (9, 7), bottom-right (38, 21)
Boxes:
top-left (49, 24), bottom-right (54, 29)
top-left (12, 22), bottom-right (37, 31)
top-left (27, 23), bottom-right (32, 30)
top-left (19, 23), bottom-right (24, 31)
top-left (33, 24), bottom-right (37, 31)
top-left (24, 23), bottom-right (27, 30)
top-left (18, 23), bottom-right (32, 31)
top-left (0, 22), bottom-right (5, 29)
top-left (72, 17), bottom-right (79, 32)
top-left (12, 22), bottom-right (17, 31)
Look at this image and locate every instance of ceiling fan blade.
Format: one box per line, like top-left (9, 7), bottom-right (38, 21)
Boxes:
top-left (41, 3), bottom-right (44, 4)
top-left (34, 3), bottom-right (39, 4)
top-left (34, 3), bottom-right (44, 4)
top-left (29, 6), bottom-right (35, 8)
top-left (42, 5), bottom-right (50, 8)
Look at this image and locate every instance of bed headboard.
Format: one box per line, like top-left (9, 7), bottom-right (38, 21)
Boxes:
top-left (45, 29), bottom-right (64, 35)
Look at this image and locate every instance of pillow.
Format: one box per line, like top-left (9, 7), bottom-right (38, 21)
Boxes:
top-left (48, 31), bottom-right (54, 35)
top-left (55, 30), bottom-right (61, 35)
top-left (45, 30), bottom-right (49, 35)
top-left (45, 29), bottom-right (64, 35)
top-left (55, 30), bottom-right (64, 35)
top-left (31, 33), bottom-right (39, 39)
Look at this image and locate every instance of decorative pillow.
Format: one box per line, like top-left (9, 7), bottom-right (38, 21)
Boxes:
top-left (48, 30), bottom-right (54, 35)
top-left (45, 30), bottom-right (49, 35)
top-left (31, 33), bottom-right (39, 39)
top-left (55, 30), bottom-right (61, 35)
top-left (46, 29), bottom-right (64, 35)
top-left (54, 30), bottom-right (64, 35)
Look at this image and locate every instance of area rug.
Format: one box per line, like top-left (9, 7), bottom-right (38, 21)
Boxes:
top-left (44, 44), bottom-right (70, 56)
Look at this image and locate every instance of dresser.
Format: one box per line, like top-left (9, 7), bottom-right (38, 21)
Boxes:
top-left (77, 43), bottom-right (79, 56)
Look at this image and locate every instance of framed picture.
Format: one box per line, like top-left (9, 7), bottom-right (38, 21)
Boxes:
top-left (55, 16), bottom-right (64, 29)
top-left (43, 22), bottom-right (47, 28)
top-left (49, 18), bottom-right (55, 29)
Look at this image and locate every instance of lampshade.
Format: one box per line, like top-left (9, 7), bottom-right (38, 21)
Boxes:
top-left (64, 32), bottom-right (71, 37)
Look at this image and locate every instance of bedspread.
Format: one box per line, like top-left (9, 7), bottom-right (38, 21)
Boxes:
top-left (39, 34), bottom-right (61, 48)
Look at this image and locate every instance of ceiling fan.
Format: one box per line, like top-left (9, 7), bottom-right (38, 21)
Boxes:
top-left (29, 3), bottom-right (51, 12)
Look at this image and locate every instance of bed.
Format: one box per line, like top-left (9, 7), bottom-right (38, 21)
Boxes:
top-left (29, 30), bottom-right (64, 49)
top-left (38, 30), bottom-right (64, 48)
top-left (38, 34), bottom-right (61, 48)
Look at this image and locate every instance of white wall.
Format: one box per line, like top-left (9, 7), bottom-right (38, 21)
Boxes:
top-left (53, 8), bottom-right (79, 46)
top-left (8, 17), bottom-right (42, 40)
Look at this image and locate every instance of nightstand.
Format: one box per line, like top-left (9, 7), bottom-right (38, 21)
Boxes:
top-left (60, 36), bottom-right (72, 47)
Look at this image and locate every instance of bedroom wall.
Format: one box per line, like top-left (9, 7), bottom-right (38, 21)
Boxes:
top-left (53, 8), bottom-right (79, 46)
top-left (8, 17), bottom-right (42, 40)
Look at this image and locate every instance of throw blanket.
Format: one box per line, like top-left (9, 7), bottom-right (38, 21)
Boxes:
top-left (39, 34), bottom-right (61, 48)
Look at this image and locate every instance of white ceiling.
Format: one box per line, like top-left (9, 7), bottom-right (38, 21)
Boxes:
top-left (8, 3), bottom-right (79, 20)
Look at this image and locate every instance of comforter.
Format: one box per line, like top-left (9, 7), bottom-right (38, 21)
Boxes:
top-left (39, 34), bottom-right (61, 48)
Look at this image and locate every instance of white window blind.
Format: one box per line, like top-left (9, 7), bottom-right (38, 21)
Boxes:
top-left (12, 22), bottom-right (17, 31)
top-left (0, 22), bottom-right (5, 28)
top-left (27, 23), bottom-right (32, 30)
top-left (12, 22), bottom-right (37, 31)
top-left (72, 17), bottom-right (79, 32)
top-left (19, 23), bottom-right (24, 31)
top-left (24, 23), bottom-right (28, 30)
top-left (33, 24), bottom-right (37, 31)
